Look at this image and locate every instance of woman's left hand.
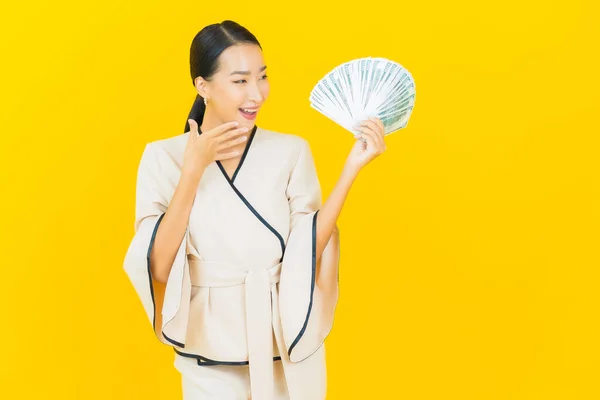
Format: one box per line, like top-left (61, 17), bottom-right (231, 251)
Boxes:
top-left (344, 116), bottom-right (387, 173)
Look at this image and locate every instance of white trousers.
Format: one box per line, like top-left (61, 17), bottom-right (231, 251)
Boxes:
top-left (174, 353), bottom-right (290, 399)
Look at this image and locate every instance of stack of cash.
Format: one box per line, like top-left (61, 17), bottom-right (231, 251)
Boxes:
top-left (309, 57), bottom-right (416, 136)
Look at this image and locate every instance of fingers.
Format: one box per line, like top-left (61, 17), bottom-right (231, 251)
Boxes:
top-left (369, 116), bottom-right (385, 135)
top-left (369, 116), bottom-right (387, 151)
top-left (355, 129), bottom-right (377, 150)
top-left (355, 122), bottom-right (381, 149)
top-left (215, 150), bottom-right (241, 160)
top-left (218, 126), bottom-right (250, 143)
top-left (187, 119), bottom-right (199, 143)
top-left (217, 133), bottom-right (248, 152)
top-left (188, 119), bottom-right (199, 133)
top-left (357, 132), bottom-right (376, 150)
top-left (205, 121), bottom-right (241, 137)
top-left (363, 118), bottom-right (383, 145)
top-left (356, 117), bottom-right (386, 153)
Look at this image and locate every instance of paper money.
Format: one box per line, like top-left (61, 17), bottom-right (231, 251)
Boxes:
top-left (309, 57), bottom-right (416, 136)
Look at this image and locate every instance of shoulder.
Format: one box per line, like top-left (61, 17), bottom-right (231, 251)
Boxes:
top-left (147, 131), bottom-right (187, 155)
top-left (133, 132), bottom-right (188, 186)
top-left (141, 131), bottom-right (188, 170)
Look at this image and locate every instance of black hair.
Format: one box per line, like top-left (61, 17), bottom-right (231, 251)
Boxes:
top-left (184, 20), bottom-right (262, 133)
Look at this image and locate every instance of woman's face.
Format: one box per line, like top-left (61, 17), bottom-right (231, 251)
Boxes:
top-left (198, 43), bottom-right (270, 129)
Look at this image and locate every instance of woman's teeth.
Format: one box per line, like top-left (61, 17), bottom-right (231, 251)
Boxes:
top-left (239, 108), bottom-right (258, 120)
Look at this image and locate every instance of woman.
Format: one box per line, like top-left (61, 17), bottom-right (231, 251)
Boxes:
top-left (123, 20), bottom-right (387, 399)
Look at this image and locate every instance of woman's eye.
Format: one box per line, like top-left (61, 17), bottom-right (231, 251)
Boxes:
top-left (234, 75), bottom-right (267, 84)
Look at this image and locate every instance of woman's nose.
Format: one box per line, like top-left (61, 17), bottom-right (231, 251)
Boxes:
top-left (247, 83), bottom-right (264, 103)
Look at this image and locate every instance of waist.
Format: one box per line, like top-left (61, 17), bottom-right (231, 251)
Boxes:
top-left (187, 256), bottom-right (282, 288)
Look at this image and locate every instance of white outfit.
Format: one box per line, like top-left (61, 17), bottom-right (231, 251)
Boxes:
top-left (123, 125), bottom-right (341, 399)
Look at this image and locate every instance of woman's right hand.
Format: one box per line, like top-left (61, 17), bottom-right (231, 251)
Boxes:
top-left (182, 119), bottom-right (249, 180)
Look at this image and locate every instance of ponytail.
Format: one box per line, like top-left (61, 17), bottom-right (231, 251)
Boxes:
top-left (184, 93), bottom-right (206, 133)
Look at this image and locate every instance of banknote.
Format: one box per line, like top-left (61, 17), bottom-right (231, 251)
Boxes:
top-left (309, 56), bottom-right (416, 136)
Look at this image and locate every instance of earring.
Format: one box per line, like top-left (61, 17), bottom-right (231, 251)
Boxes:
top-left (203, 97), bottom-right (208, 106)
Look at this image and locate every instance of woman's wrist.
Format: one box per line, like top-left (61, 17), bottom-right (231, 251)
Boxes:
top-left (341, 160), bottom-right (360, 182)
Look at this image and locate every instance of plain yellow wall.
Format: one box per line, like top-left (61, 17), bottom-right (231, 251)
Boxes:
top-left (1, 1), bottom-right (599, 399)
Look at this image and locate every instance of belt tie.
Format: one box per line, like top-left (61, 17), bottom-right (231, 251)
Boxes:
top-left (188, 257), bottom-right (282, 400)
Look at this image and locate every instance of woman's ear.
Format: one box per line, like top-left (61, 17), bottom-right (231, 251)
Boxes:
top-left (194, 76), bottom-right (209, 99)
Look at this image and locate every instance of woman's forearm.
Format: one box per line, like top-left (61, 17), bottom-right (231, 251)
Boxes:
top-left (149, 171), bottom-right (203, 283)
top-left (315, 163), bottom-right (359, 259)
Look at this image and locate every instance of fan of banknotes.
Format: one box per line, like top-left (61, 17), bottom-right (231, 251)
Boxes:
top-left (309, 57), bottom-right (416, 136)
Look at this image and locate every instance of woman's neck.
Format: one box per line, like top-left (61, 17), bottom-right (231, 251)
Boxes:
top-left (199, 110), bottom-right (224, 133)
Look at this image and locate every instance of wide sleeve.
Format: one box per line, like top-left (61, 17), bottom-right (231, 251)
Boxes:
top-left (278, 137), bottom-right (341, 363)
top-left (122, 142), bottom-right (192, 349)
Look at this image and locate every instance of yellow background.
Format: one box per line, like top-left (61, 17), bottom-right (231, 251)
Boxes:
top-left (1, 0), bottom-right (599, 398)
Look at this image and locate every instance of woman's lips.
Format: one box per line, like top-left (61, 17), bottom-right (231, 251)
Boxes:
top-left (239, 108), bottom-right (258, 120)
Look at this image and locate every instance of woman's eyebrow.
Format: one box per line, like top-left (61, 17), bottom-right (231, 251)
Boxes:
top-left (229, 65), bottom-right (267, 76)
